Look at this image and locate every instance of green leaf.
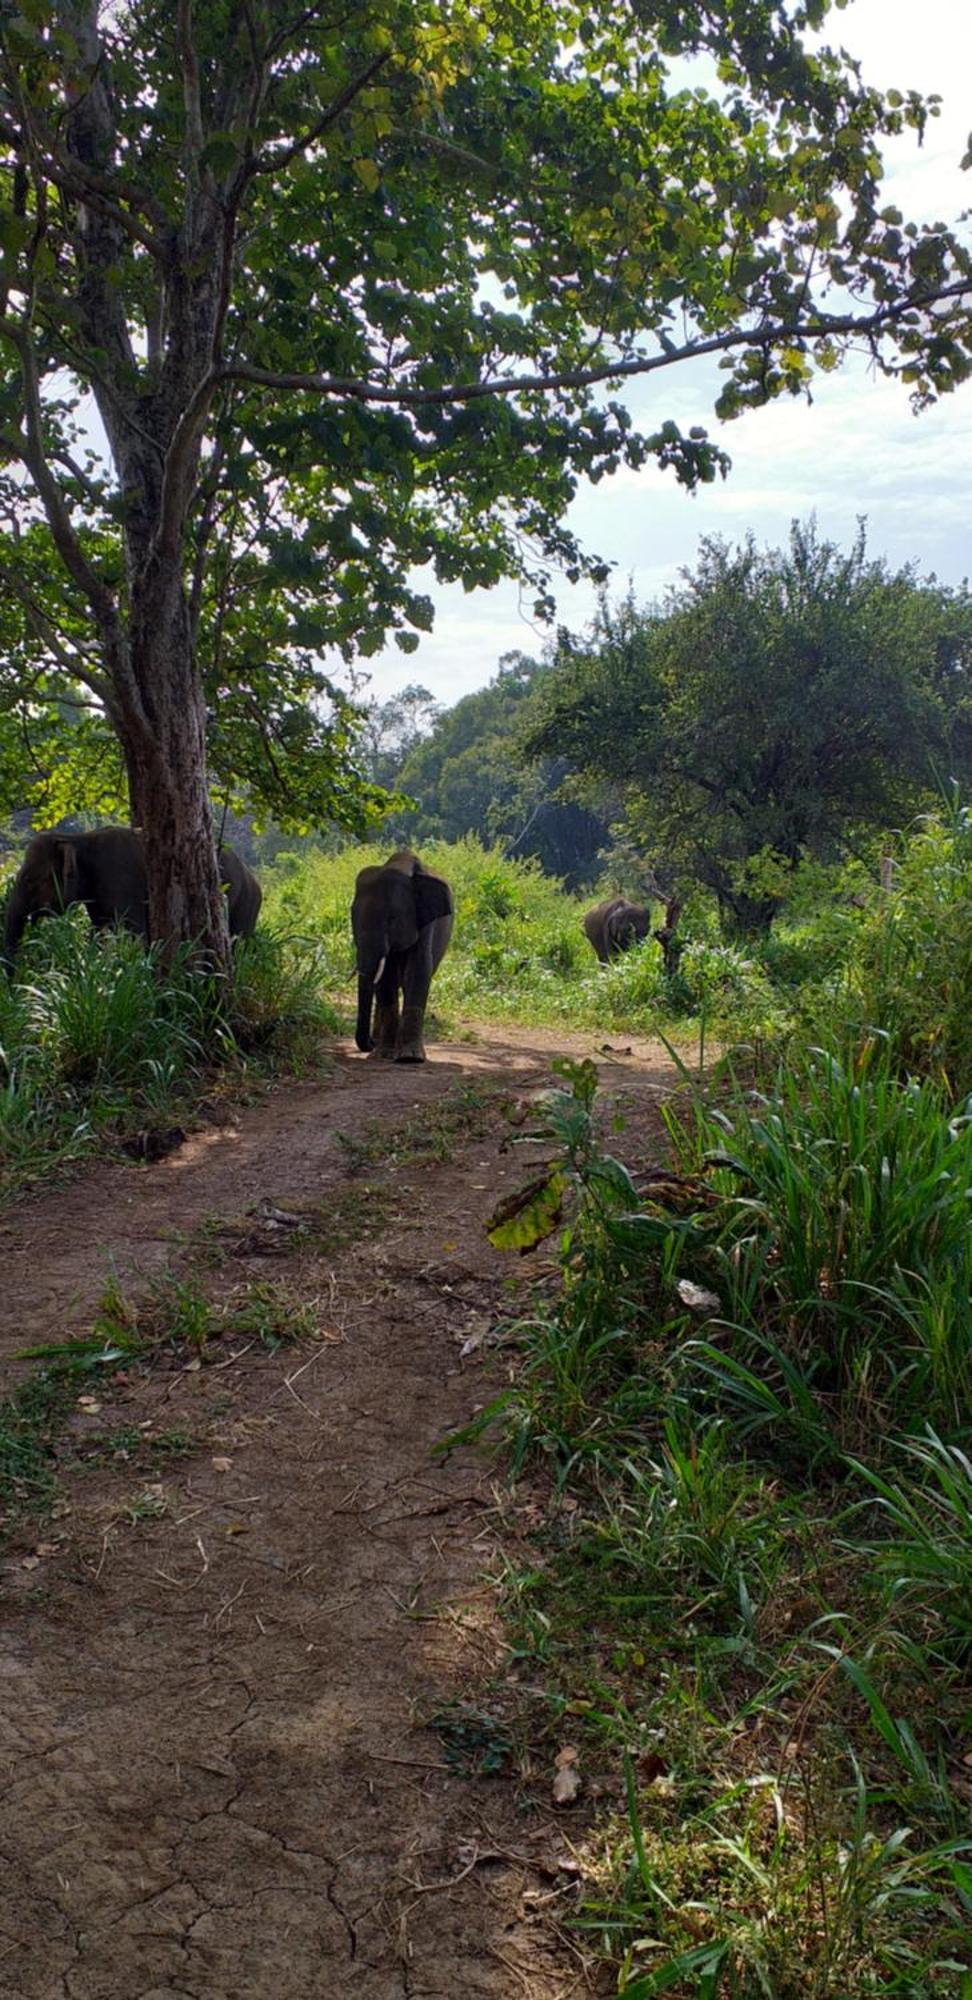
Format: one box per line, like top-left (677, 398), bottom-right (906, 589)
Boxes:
top-left (200, 132), bottom-right (240, 175)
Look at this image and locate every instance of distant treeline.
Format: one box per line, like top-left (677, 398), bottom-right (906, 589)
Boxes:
top-left (363, 522), bottom-right (972, 929)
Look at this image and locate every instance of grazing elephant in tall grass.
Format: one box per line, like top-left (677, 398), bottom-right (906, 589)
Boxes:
top-left (2, 827), bottom-right (261, 968)
top-left (583, 896), bottom-right (652, 963)
top-left (351, 849), bottom-right (453, 1063)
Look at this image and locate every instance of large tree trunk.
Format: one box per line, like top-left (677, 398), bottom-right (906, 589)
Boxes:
top-left (122, 567), bottom-right (230, 969)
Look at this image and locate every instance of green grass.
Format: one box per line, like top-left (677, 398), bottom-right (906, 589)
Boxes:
top-left (0, 912), bottom-right (339, 1198)
top-left (477, 1054), bottom-right (972, 1999)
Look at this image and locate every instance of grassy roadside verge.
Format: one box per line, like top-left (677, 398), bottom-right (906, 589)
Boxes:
top-left (480, 1052), bottom-right (971, 1998)
top-left (0, 917), bottom-right (338, 1200)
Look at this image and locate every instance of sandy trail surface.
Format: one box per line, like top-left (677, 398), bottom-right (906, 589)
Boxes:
top-left (0, 1024), bottom-right (674, 1999)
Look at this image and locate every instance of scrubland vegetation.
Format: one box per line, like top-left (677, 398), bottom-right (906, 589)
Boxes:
top-left (1, 812), bottom-right (968, 1995)
top-left (464, 803), bottom-right (972, 1998)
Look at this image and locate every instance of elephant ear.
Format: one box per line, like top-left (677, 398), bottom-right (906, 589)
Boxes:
top-left (56, 840), bottom-right (81, 902)
top-left (414, 874), bottom-right (452, 927)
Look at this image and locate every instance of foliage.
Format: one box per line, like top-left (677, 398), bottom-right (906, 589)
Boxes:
top-left (663, 1041), bottom-right (972, 1449)
top-left (0, 915), bottom-right (337, 1198)
top-left (392, 653), bottom-right (608, 888)
top-left (847, 795), bottom-right (972, 1092)
top-left (0, 0), bottom-right (970, 902)
top-left (485, 1059), bottom-right (972, 1997)
top-left (522, 524), bottom-right (972, 931)
top-left (359, 683), bottom-right (442, 793)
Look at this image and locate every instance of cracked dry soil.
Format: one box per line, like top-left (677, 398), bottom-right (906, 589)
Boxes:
top-left (0, 1024), bottom-right (674, 2000)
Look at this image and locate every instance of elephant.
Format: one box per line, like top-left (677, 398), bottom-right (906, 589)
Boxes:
top-left (2, 826), bottom-right (262, 967)
top-left (583, 896), bottom-right (652, 963)
top-left (351, 849), bottom-right (453, 1063)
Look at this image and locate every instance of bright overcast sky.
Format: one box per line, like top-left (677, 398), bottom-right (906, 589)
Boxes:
top-left (364, 0), bottom-right (972, 707)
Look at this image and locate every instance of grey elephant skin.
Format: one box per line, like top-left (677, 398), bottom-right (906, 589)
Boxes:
top-left (2, 827), bottom-right (261, 967)
top-left (583, 896), bottom-right (652, 962)
top-left (351, 849), bottom-right (453, 1063)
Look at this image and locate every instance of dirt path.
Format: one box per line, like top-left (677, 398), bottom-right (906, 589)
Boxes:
top-left (0, 1024), bottom-right (674, 2000)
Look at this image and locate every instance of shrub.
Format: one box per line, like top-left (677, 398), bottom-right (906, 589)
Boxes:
top-left (848, 797), bottom-right (972, 1091)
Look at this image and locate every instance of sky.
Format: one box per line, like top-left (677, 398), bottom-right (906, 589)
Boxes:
top-left (363, 0), bottom-right (972, 707)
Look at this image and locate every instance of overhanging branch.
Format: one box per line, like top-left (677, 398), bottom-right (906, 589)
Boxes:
top-left (212, 285), bottom-right (972, 410)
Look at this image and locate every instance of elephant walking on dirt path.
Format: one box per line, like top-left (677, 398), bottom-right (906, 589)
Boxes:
top-left (351, 850), bottom-right (453, 1063)
top-left (2, 827), bottom-right (261, 967)
top-left (583, 896), bottom-right (651, 962)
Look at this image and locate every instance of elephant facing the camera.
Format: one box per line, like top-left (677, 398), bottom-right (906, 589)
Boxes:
top-left (583, 896), bottom-right (652, 963)
top-left (352, 850), bottom-right (453, 1063)
top-left (2, 826), bottom-right (261, 967)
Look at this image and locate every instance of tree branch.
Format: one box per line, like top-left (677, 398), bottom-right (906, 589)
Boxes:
top-left (248, 49), bottom-right (391, 178)
top-left (0, 108), bottom-right (175, 262)
top-left (176, 0), bottom-right (207, 174)
top-left (213, 284), bottom-right (972, 410)
top-left (0, 564), bottom-right (111, 704)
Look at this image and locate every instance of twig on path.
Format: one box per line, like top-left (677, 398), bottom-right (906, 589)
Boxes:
top-left (402, 1845), bottom-right (484, 1894)
top-left (154, 1532), bottom-right (210, 1590)
top-left (213, 1339), bottom-right (257, 1369)
top-left (486, 1945), bottom-right (534, 1996)
top-left (365, 1751), bottom-right (451, 1773)
top-left (212, 1577), bottom-right (248, 1631)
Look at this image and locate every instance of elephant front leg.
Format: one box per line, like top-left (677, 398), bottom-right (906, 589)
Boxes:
top-left (395, 938), bottom-right (434, 1062)
top-left (395, 1003), bottom-right (427, 1063)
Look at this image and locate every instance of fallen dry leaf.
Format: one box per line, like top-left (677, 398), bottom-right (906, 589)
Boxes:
top-left (554, 1745), bottom-right (579, 1768)
top-left (552, 1763), bottom-right (582, 1806)
top-left (212, 1456), bottom-right (233, 1472)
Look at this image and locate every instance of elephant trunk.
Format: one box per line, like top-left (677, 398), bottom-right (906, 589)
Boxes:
top-left (354, 940), bottom-right (389, 1052)
top-left (355, 971), bottom-right (375, 1052)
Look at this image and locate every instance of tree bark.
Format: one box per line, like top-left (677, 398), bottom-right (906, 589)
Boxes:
top-left (122, 564), bottom-right (229, 967)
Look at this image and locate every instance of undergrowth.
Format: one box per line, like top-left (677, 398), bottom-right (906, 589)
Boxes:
top-left (0, 913), bottom-right (337, 1197)
top-left (480, 1053), bottom-right (972, 1998)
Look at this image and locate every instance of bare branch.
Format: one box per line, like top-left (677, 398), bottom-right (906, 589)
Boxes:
top-left (0, 562), bottom-right (111, 704)
top-left (16, 326), bottom-right (121, 640)
top-left (0, 107), bottom-right (175, 262)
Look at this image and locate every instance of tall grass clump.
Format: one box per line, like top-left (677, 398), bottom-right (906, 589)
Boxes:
top-left (0, 913), bottom-right (336, 1196)
top-left (664, 1038), bottom-right (972, 1447)
top-left (483, 1057), bottom-right (972, 1998)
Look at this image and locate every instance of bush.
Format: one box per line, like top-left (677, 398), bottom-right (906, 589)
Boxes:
top-left (848, 797), bottom-right (972, 1091)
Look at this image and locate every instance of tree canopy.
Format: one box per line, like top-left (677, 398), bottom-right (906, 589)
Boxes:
top-left (521, 522), bottom-right (972, 930)
top-left (388, 653), bottom-right (607, 886)
top-left (0, 0), bottom-right (969, 950)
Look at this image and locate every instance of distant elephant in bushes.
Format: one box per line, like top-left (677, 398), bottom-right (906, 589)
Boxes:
top-left (351, 849), bottom-right (453, 1063)
top-left (2, 827), bottom-right (261, 968)
top-left (583, 896), bottom-right (652, 963)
